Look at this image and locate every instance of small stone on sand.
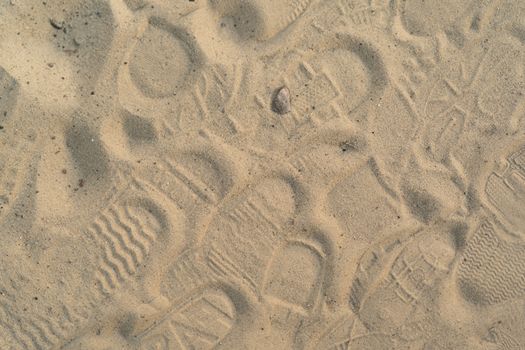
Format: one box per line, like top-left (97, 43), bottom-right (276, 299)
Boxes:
top-left (272, 86), bottom-right (291, 115)
top-left (49, 18), bottom-right (64, 30)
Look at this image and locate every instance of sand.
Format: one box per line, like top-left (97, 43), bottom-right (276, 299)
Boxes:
top-left (0, 0), bottom-right (524, 349)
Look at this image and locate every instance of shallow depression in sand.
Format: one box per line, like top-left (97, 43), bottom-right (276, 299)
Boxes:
top-left (128, 21), bottom-right (195, 98)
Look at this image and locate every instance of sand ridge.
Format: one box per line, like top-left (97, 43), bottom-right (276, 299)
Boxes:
top-left (0, 0), bottom-right (524, 349)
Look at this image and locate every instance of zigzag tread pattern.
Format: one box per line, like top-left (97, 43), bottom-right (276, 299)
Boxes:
top-left (0, 294), bottom-right (92, 350)
top-left (458, 221), bottom-right (525, 305)
top-left (88, 202), bottom-right (158, 296)
top-left (0, 304), bottom-right (61, 350)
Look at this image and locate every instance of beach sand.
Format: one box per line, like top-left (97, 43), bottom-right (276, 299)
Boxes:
top-left (0, 0), bottom-right (524, 349)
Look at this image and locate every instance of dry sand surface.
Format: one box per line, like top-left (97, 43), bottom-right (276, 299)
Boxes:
top-left (0, 0), bottom-right (525, 349)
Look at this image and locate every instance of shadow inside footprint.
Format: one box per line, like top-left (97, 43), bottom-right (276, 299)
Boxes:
top-left (402, 186), bottom-right (441, 224)
top-left (65, 120), bottom-right (110, 188)
top-left (123, 113), bottom-right (157, 145)
top-left (212, 0), bottom-right (263, 41)
top-left (0, 66), bottom-right (19, 123)
top-left (210, 0), bottom-right (312, 41)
